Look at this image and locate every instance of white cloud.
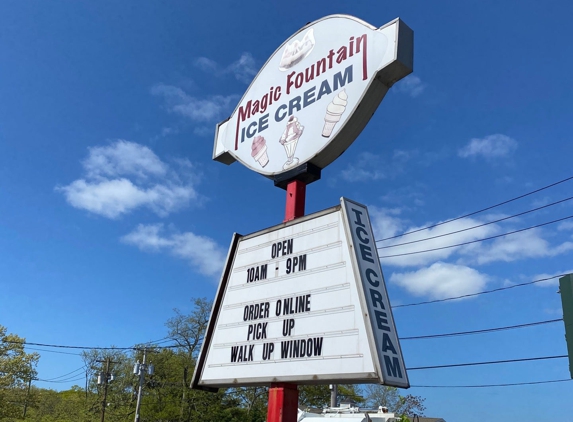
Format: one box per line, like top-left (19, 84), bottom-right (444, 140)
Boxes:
top-left (340, 151), bottom-right (412, 182)
top-left (368, 207), bottom-right (405, 240)
top-left (83, 140), bottom-right (167, 180)
top-left (121, 224), bottom-right (225, 277)
top-left (341, 149), bottom-right (448, 183)
top-left (544, 307), bottom-right (563, 316)
top-left (390, 262), bottom-right (489, 300)
top-left (59, 178), bottom-right (150, 219)
top-left (458, 134), bottom-right (518, 160)
top-left (194, 57), bottom-right (218, 72)
top-left (151, 127), bottom-right (178, 142)
top-left (57, 140), bottom-right (198, 219)
top-left (558, 221), bottom-right (573, 231)
top-left (379, 186), bottom-right (425, 207)
top-left (194, 52), bottom-right (258, 84)
top-left (229, 53), bottom-right (258, 84)
top-left (375, 214), bottom-right (499, 267)
top-left (151, 84), bottom-right (238, 122)
top-left (470, 229), bottom-right (573, 265)
top-left (531, 269), bottom-right (573, 287)
top-left (372, 210), bottom-right (573, 268)
top-left (394, 75), bottom-right (426, 97)
top-left (193, 126), bottom-right (214, 137)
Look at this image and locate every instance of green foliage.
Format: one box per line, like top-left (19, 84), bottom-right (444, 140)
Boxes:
top-left (298, 384), bottom-right (331, 408)
top-left (166, 297), bottom-right (212, 359)
top-left (0, 325), bottom-right (39, 419)
top-left (298, 384), bottom-right (364, 409)
top-left (363, 385), bottom-right (425, 417)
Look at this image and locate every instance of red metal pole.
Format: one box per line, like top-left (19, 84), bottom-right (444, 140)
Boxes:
top-left (267, 382), bottom-right (299, 422)
top-left (283, 179), bottom-right (306, 222)
top-left (267, 179), bottom-right (306, 422)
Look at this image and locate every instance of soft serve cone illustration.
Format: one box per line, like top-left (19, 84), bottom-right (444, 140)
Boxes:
top-left (279, 116), bottom-right (304, 170)
top-left (251, 136), bottom-right (269, 167)
top-left (322, 89), bottom-right (348, 137)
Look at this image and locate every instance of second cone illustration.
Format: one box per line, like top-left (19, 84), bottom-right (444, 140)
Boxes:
top-left (322, 89), bottom-right (348, 137)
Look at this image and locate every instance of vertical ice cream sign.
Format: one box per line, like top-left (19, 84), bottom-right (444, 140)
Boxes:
top-left (342, 199), bottom-right (409, 388)
top-left (213, 15), bottom-right (413, 177)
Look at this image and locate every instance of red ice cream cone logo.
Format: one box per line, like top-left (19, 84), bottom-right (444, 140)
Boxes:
top-left (251, 136), bottom-right (269, 167)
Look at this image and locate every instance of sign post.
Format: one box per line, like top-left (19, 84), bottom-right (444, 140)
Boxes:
top-left (284, 180), bottom-right (307, 223)
top-left (267, 382), bottom-right (299, 422)
top-left (192, 14), bottom-right (414, 421)
top-left (268, 178), bottom-right (309, 422)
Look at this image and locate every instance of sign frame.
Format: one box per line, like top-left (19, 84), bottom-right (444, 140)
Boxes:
top-left (212, 15), bottom-right (413, 180)
top-left (191, 198), bottom-right (408, 390)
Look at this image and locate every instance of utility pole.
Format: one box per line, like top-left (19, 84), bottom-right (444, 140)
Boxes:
top-left (22, 372), bottom-right (33, 418)
top-left (329, 384), bottom-right (338, 408)
top-left (134, 349), bottom-right (154, 422)
top-left (560, 274), bottom-right (573, 378)
top-left (97, 358), bottom-right (116, 422)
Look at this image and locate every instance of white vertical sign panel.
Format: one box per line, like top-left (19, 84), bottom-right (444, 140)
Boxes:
top-left (192, 199), bottom-right (408, 388)
top-left (341, 198), bottom-right (409, 388)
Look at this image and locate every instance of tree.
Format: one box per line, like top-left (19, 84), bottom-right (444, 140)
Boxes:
top-left (363, 385), bottom-right (426, 417)
top-left (26, 387), bottom-right (88, 422)
top-left (166, 297), bottom-right (212, 359)
top-left (0, 325), bottom-right (39, 419)
top-left (227, 386), bottom-right (268, 421)
top-left (80, 348), bottom-right (135, 422)
top-left (298, 384), bottom-right (365, 409)
top-left (165, 297), bottom-right (218, 422)
top-left (165, 298), bottom-right (269, 422)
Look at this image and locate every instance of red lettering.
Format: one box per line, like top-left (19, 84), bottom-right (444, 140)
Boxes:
top-left (286, 71), bottom-right (296, 94)
top-left (235, 101), bottom-right (252, 150)
top-left (356, 34), bottom-right (368, 80)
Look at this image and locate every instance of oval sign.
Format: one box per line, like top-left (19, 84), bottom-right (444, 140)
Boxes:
top-left (213, 15), bottom-right (413, 178)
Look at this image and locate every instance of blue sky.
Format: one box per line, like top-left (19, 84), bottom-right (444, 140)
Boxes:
top-left (1, 1), bottom-right (573, 421)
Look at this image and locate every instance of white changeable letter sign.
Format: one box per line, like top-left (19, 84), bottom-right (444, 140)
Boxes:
top-left (342, 198), bottom-right (409, 388)
top-left (192, 198), bottom-right (408, 389)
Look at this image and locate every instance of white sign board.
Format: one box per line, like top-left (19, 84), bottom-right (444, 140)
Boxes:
top-left (213, 15), bottom-right (413, 178)
top-left (192, 198), bottom-right (408, 389)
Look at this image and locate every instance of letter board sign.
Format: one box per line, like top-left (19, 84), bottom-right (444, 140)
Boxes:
top-left (213, 15), bottom-right (413, 178)
top-left (192, 198), bottom-right (409, 389)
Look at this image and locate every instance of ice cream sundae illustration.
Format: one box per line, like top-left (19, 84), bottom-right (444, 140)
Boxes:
top-left (322, 89), bottom-right (348, 137)
top-left (279, 116), bottom-right (304, 170)
top-left (251, 136), bottom-right (269, 167)
top-left (279, 29), bottom-right (315, 71)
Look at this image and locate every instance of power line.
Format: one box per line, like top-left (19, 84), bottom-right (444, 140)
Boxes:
top-left (140, 336), bottom-right (172, 346)
top-left (376, 175), bottom-right (573, 242)
top-left (146, 338), bottom-right (177, 346)
top-left (378, 195), bottom-right (573, 250)
top-left (412, 379), bottom-right (572, 388)
top-left (392, 274), bottom-right (563, 308)
top-left (400, 318), bottom-right (562, 340)
top-left (407, 355), bottom-right (567, 371)
top-left (378, 214), bottom-right (573, 258)
top-left (24, 345), bottom-right (83, 356)
top-left (37, 375), bottom-right (86, 384)
top-left (6, 315), bottom-right (563, 352)
top-left (6, 339), bottom-right (180, 351)
top-left (41, 365), bottom-right (87, 381)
